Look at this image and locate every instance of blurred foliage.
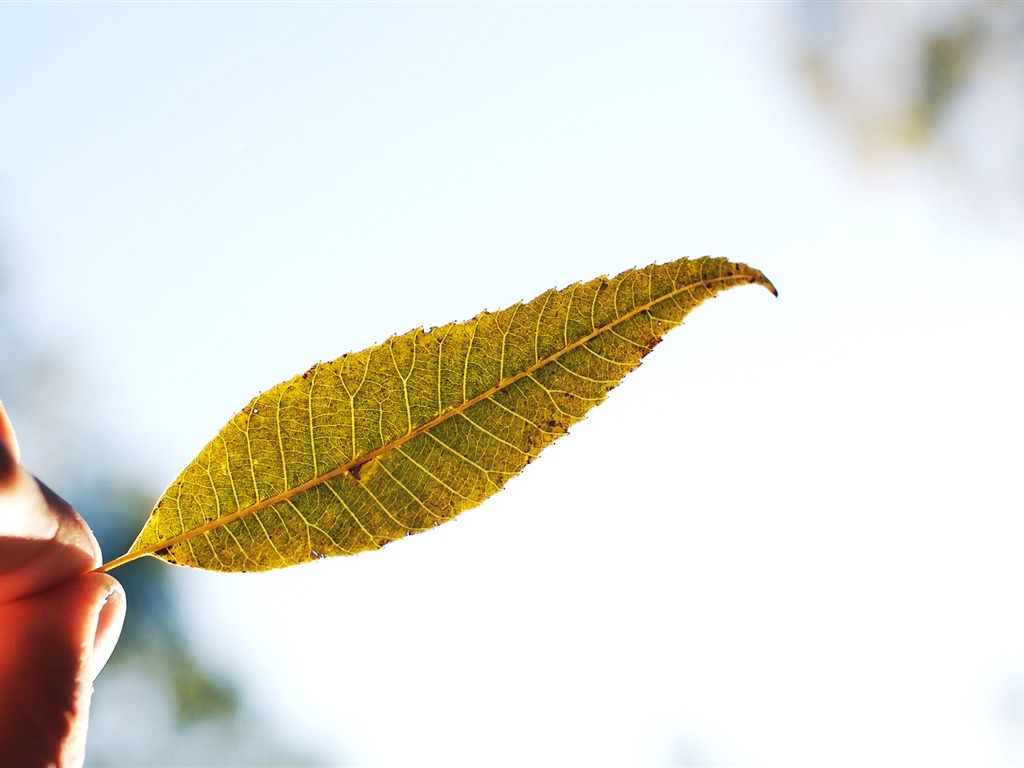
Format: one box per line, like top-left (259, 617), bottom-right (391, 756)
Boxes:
top-left (796, 2), bottom-right (1024, 753)
top-left (794, 0), bottom-right (1024, 209)
top-left (1, 249), bottom-right (327, 765)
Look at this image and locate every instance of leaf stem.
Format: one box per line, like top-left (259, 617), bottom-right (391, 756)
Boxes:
top-left (95, 550), bottom-right (147, 573)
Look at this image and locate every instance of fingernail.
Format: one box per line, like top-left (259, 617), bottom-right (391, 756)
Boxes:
top-left (90, 580), bottom-right (126, 682)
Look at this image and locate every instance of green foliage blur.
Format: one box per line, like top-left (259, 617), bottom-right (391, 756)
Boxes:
top-left (795, 0), bottom-right (1024, 211)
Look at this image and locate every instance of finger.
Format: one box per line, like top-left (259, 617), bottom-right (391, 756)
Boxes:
top-left (0, 399), bottom-right (21, 468)
top-left (0, 408), bottom-right (102, 605)
top-left (0, 571), bottom-right (122, 768)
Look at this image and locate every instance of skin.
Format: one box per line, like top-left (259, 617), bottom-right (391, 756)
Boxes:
top-left (0, 403), bottom-right (125, 767)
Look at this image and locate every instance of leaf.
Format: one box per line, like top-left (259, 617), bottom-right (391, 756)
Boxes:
top-left (102, 256), bottom-right (775, 573)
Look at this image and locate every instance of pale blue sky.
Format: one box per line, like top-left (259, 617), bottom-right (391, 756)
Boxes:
top-left (2, 3), bottom-right (1023, 765)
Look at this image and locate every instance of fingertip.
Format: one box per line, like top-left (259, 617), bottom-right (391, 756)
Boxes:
top-left (0, 436), bottom-right (13, 488)
top-left (35, 478), bottom-right (103, 571)
top-left (0, 403), bottom-right (18, 487)
top-left (0, 400), bottom-right (21, 470)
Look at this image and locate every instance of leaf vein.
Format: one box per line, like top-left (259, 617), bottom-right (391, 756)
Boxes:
top-left (394, 445), bottom-right (474, 503)
top-left (376, 459), bottom-right (444, 525)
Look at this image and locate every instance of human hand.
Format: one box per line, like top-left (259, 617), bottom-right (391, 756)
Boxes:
top-left (0, 402), bottom-right (125, 768)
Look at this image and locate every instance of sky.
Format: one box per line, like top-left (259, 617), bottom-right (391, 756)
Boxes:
top-left (2, 3), bottom-right (1023, 766)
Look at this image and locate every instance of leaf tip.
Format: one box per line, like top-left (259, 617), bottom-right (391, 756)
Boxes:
top-left (750, 268), bottom-right (778, 298)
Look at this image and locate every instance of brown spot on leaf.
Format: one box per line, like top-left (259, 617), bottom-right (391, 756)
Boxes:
top-left (641, 337), bottom-right (662, 358)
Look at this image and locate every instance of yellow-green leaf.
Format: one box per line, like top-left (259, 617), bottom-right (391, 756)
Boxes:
top-left (102, 256), bottom-right (775, 573)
